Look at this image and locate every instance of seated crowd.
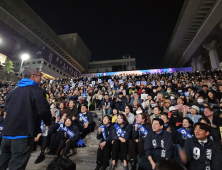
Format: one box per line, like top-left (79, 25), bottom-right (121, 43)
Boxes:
top-left (1, 68), bottom-right (222, 170)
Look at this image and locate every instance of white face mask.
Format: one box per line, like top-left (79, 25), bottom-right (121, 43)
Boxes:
top-left (197, 99), bottom-right (203, 103)
top-left (170, 96), bottom-right (175, 100)
top-left (167, 90), bottom-right (171, 93)
top-left (136, 110), bottom-right (142, 114)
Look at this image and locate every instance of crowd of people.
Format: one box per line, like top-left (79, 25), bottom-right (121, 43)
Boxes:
top-left (1, 67), bottom-right (222, 170)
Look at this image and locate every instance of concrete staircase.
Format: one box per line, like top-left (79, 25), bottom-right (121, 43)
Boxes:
top-left (27, 110), bottom-right (130, 170)
top-left (27, 111), bottom-right (111, 169)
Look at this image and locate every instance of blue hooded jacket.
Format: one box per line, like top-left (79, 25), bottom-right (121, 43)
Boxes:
top-left (2, 78), bottom-right (51, 139)
top-left (18, 78), bottom-right (39, 87)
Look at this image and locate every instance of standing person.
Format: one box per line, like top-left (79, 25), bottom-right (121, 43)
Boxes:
top-left (0, 66), bottom-right (51, 170)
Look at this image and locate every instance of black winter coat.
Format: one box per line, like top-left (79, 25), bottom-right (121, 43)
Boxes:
top-left (132, 123), bottom-right (152, 140)
top-left (2, 86), bottom-right (51, 137)
top-left (144, 130), bottom-right (174, 161)
top-left (184, 137), bottom-right (222, 170)
top-left (97, 124), bottom-right (113, 143)
top-left (51, 122), bottom-right (80, 143)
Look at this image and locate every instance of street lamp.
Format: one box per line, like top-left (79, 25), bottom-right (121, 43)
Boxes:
top-left (19, 53), bottom-right (29, 76)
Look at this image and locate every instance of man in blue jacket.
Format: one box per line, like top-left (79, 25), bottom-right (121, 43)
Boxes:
top-left (0, 66), bottom-right (51, 170)
top-left (138, 118), bottom-right (174, 170)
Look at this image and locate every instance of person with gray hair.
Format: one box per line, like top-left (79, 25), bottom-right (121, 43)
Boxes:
top-left (21, 66), bottom-right (40, 79)
top-left (0, 66), bottom-right (51, 170)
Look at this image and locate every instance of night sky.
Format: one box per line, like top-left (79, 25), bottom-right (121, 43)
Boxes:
top-left (25, 0), bottom-right (184, 69)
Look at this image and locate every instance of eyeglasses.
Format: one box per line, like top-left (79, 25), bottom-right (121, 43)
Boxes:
top-left (33, 74), bottom-right (42, 77)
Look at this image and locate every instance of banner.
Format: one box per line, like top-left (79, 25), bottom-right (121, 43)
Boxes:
top-left (142, 81), bottom-right (147, 85)
top-left (119, 79), bottom-right (123, 84)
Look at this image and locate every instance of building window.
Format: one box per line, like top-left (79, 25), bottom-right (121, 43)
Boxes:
top-left (37, 61), bottom-right (41, 64)
top-left (53, 67), bottom-right (55, 70)
top-left (57, 70), bottom-right (59, 72)
top-left (44, 62), bottom-right (46, 65)
top-left (16, 63), bottom-right (19, 66)
top-left (48, 64), bottom-right (51, 68)
top-left (32, 62), bottom-right (35, 64)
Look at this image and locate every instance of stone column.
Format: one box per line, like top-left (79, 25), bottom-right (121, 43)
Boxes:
top-left (196, 55), bottom-right (203, 71)
top-left (203, 40), bottom-right (220, 69)
top-left (191, 58), bottom-right (197, 72)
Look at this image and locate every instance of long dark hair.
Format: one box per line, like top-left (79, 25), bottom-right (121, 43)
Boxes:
top-left (64, 117), bottom-right (73, 127)
top-left (118, 113), bottom-right (129, 127)
top-left (208, 91), bottom-right (218, 104)
top-left (102, 115), bottom-right (111, 123)
top-left (113, 108), bottom-right (119, 115)
top-left (58, 102), bottom-right (67, 110)
top-left (182, 117), bottom-right (193, 127)
top-left (138, 113), bottom-right (147, 123)
top-left (125, 104), bottom-right (133, 113)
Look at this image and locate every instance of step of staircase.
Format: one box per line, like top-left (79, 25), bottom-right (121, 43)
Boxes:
top-left (26, 110), bottom-right (107, 169)
top-left (26, 155), bottom-right (133, 170)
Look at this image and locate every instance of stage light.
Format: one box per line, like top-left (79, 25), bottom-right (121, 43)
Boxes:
top-left (21, 54), bottom-right (29, 60)
top-left (19, 53), bottom-right (30, 76)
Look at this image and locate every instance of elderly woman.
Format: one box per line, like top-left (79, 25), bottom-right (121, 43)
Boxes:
top-left (155, 92), bottom-right (166, 107)
top-left (132, 99), bottom-right (139, 114)
top-left (183, 105), bottom-right (202, 123)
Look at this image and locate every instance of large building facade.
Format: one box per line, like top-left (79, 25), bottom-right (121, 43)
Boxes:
top-left (88, 58), bottom-right (136, 73)
top-left (0, 0), bottom-right (91, 79)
